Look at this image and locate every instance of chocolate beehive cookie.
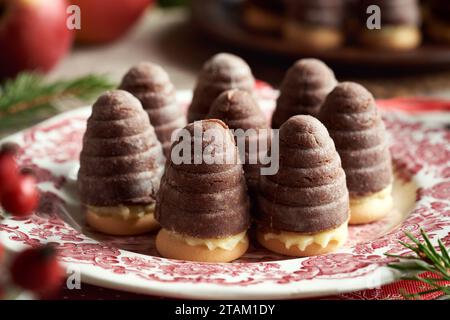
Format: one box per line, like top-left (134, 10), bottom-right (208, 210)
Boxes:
top-left (271, 59), bottom-right (337, 128)
top-left (357, 0), bottom-right (421, 50)
top-left (319, 82), bottom-right (393, 224)
top-left (119, 62), bottom-right (187, 157)
top-left (78, 90), bottom-right (165, 235)
top-left (155, 119), bottom-right (251, 262)
top-left (187, 53), bottom-right (255, 123)
top-left (257, 115), bottom-right (349, 257)
top-left (207, 89), bottom-right (271, 196)
top-left (283, 0), bottom-right (346, 50)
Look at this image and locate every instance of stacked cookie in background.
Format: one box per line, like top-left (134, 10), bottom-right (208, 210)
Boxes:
top-left (77, 52), bottom-right (395, 262)
top-left (243, 0), bottom-right (450, 50)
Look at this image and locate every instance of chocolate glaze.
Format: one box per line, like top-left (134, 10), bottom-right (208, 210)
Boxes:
top-left (272, 59), bottom-right (337, 129)
top-left (358, 0), bottom-right (421, 26)
top-left (119, 62), bottom-right (187, 157)
top-left (319, 82), bottom-right (393, 197)
top-left (155, 119), bottom-right (251, 238)
top-left (78, 90), bottom-right (165, 207)
top-left (207, 89), bottom-right (271, 194)
top-left (258, 115), bottom-right (349, 233)
top-left (284, 0), bottom-right (346, 28)
top-left (187, 53), bottom-right (255, 123)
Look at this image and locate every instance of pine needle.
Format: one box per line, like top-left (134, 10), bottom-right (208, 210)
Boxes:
top-left (0, 72), bottom-right (115, 130)
top-left (387, 228), bottom-right (450, 299)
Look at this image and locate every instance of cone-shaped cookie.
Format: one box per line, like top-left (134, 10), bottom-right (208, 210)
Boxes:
top-left (78, 90), bottom-right (165, 235)
top-left (271, 59), bottom-right (337, 129)
top-left (357, 0), bottom-right (421, 50)
top-left (119, 62), bottom-right (187, 157)
top-left (207, 89), bottom-right (271, 196)
top-left (283, 0), bottom-right (346, 50)
top-left (155, 119), bottom-right (251, 262)
top-left (319, 82), bottom-right (393, 225)
top-left (187, 53), bottom-right (255, 123)
top-left (257, 115), bottom-right (349, 257)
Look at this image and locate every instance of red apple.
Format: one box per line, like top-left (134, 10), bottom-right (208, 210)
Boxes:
top-left (72, 0), bottom-right (151, 44)
top-left (0, 0), bottom-right (73, 78)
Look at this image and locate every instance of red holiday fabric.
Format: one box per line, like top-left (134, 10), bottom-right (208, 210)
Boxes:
top-left (53, 271), bottom-right (448, 300)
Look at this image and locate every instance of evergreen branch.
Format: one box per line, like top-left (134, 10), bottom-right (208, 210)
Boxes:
top-left (387, 229), bottom-right (450, 299)
top-left (0, 72), bottom-right (115, 129)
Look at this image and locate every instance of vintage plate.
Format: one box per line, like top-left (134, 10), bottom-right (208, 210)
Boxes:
top-left (1, 87), bottom-right (449, 299)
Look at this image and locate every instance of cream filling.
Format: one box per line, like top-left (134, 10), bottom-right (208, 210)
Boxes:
top-left (350, 184), bottom-right (392, 205)
top-left (88, 203), bottom-right (155, 220)
top-left (264, 222), bottom-right (348, 251)
top-left (169, 230), bottom-right (248, 251)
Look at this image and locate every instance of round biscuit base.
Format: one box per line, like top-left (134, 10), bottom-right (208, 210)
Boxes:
top-left (156, 228), bottom-right (249, 263)
top-left (349, 189), bottom-right (393, 225)
top-left (86, 209), bottom-right (160, 236)
top-left (359, 26), bottom-right (421, 50)
top-left (256, 229), bottom-right (346, 257)
top-left (283, 21), bottom-right (344, 50)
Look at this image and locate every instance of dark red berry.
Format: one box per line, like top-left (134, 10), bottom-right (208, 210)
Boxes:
top-left (1, 172), bottom-right (39, 217)
top-left (1, 143), bottom-right (20, 155)
top-left (0, 242), bottom-right (4, 263)
top-left (0, 151), bottom-right (19, 195)
top-left (10, 245), bottom-right (63, 293)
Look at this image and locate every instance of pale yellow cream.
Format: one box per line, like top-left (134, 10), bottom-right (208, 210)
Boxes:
top-left (88, 203), bottom-right (155, 220)
top-left (169, 231), bottom-right (248, 251)
top-left (350, 185), bottom-right (392, 205)
top-left (264, 223), bottom-right (348, 251)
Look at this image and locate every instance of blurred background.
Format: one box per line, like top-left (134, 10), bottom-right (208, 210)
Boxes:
top-left (1, 0), bottom-right (450, 137)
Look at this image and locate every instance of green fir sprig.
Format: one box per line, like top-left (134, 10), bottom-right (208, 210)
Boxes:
top-left (386, 229), bottom-right (450, 299)
top-left (0, 72), bottom-right (115, 130)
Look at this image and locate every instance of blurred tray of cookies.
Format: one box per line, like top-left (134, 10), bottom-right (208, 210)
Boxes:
top-left (190, 0), bottom-right (450, 68)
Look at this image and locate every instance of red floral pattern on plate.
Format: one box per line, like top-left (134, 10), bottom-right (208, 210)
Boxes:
top-left (0, 90), bottom-right (449, 299)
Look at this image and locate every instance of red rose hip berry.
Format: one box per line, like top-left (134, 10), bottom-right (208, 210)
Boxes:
top-left (0, 143), bottom-right (20, 194)
top-left (10, 245), bottom-right (63, 293)
top-left (1, 171), bottom-right (39, 217)
top-left (0, 242), bottom-right (4, 263)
